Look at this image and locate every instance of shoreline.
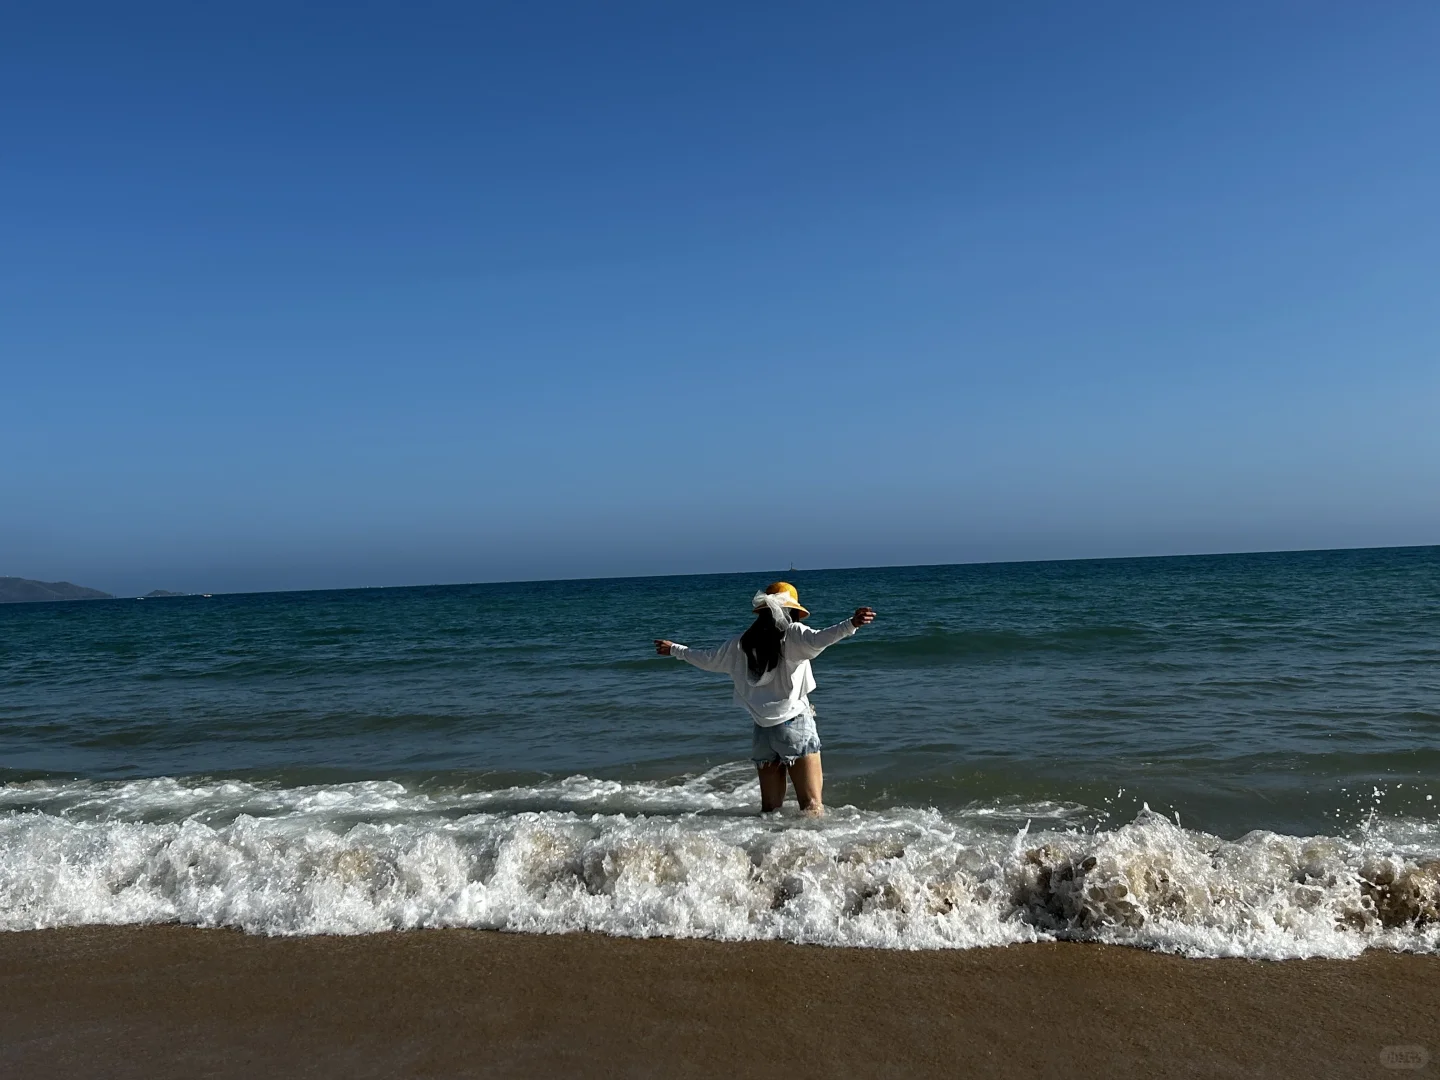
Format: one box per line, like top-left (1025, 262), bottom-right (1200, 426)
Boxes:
top-left (1, 927), bottom-right (1435, 1078)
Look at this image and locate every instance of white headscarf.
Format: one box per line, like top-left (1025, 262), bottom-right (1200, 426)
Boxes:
top-left (751, 590), bottom-right (795, 630)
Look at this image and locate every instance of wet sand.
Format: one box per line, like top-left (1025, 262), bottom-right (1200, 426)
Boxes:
top-left (0, 927), bottom-right (1435, 1079)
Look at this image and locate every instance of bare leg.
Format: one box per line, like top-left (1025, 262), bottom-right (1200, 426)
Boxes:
top-left (786, 753), bottom-right (824, 816)
top-left (757, 762), bottom-right (787, 813)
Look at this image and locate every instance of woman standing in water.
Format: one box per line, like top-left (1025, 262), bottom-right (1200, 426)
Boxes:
top-left (655, 582), bottom-right (875, 815)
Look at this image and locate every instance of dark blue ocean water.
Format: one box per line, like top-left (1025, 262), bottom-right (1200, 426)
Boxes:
top-left (4, 546), bottom-right (1437, 836)
top-left (2, 548), bottom-right (1438, 953)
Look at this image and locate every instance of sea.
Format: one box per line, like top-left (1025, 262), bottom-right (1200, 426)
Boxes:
top-left (2, 546), bottom-right (1437, 958)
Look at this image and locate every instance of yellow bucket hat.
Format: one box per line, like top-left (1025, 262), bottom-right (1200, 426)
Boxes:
top-left (752, 581), bottom-right (809, 620)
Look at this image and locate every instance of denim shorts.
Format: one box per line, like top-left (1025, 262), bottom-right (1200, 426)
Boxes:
top-left (751, 711), bottom-right (822, 766)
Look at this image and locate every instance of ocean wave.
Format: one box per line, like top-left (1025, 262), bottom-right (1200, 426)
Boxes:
top-left (2, 770), bottom-right (1438, 958)
top-left (834, 625), bottom-right (1155, 666)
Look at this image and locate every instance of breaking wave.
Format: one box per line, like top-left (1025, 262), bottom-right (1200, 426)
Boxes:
top-left (3, 767), bottom-right (1438, 959)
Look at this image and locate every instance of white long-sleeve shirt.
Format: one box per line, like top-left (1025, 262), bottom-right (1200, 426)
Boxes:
top-left (670, 619), bottom-right (859, 726)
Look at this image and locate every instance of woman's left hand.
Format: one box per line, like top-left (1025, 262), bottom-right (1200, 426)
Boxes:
top-left (852, 607), bottom-right (876, 627)
top-left (654, 639), bottom-right (675, 655)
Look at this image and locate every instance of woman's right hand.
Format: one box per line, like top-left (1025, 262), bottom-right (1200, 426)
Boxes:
top-left (654, 639), bottom-right (675, 655)
top-left (852, 607), bottom-right (876, 628)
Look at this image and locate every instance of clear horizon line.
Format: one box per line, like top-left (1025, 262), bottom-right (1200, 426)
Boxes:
top-left (11, 540), bottom-right (1436, 603)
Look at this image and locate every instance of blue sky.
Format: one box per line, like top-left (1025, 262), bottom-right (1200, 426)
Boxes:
top-left (3, 2), bottom-right (1437, 594)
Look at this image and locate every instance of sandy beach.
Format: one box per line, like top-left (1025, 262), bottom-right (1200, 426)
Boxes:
top-left (0, 927), bottom-right (1433, 1079)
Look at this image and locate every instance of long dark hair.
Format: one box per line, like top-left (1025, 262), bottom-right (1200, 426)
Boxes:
top-left (740, 609), bottom-right (796, 680)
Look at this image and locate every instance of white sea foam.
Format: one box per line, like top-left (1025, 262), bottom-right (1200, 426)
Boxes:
top-left (2, 769), bottom-right (1438, 958)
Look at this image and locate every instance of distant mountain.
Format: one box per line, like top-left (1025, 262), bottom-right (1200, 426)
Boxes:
top-left (143, 590), bottom-right (187, 598)
top-left (0, 577), bottom-right (114, 603)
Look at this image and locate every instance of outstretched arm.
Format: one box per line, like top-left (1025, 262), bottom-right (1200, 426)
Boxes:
top-left (787, 607), bottom-right (876, 660)
top-left (655, 638), bottom-right (734, 673)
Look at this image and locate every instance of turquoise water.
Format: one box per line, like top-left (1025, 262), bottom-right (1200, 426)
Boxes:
top-left (2, 546), bottom-right (1438, 954)
top-left (6, 546), bottom-right (1437, 833)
